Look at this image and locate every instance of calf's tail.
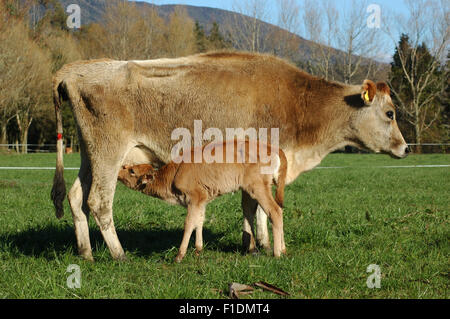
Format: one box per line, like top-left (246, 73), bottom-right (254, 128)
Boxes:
top-left (274, 149), bottom-right (287, 208)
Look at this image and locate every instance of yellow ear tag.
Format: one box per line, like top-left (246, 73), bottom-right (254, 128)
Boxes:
top-left (364, 91), bottom-right (370, 102)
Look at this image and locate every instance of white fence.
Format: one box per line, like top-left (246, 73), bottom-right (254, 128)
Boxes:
top-left (1, 143), bottom-right (449, 153)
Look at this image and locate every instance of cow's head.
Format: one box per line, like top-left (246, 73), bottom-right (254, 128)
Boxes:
top-left (348, 80), bottom-right (409, 158)
top-left (118, 164), bottom-right (154, 190)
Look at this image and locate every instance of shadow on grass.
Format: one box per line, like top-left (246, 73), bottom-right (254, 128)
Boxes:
top-left (0, 223), bottom-right (241, 260)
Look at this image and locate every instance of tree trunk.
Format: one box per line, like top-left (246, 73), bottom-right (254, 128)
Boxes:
top-left (414, 122), bottom-right (422, 154)
top-left (0, 123), bottom-right (8, 150)
top-left (16, 113), bottom-right (32, 154)
top-left (20, 128), bottom-right (29, 154)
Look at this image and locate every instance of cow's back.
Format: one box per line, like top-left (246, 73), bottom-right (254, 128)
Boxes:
top-left (55, 52), bottom-right (342, 173)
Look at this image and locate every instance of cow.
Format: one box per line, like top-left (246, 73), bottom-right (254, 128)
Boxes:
top-left (119, 140), bottom-right (288, 262)
top-left (51, 52), bottom-right (409, 261)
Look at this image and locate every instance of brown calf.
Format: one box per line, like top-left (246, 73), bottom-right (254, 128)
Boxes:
top-left (119, 140), bottom-right (288, 262)
top-left (118, 164), bottom-right (153, 189)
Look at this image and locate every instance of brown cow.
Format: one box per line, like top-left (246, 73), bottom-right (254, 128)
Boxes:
top-left (119, 140), bottom-right (288, 262)
top-left (51, 52), bottom-right (408, 261)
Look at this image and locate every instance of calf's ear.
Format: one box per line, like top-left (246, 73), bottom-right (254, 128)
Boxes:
top-left (361, 80), bottom-right (377, 105)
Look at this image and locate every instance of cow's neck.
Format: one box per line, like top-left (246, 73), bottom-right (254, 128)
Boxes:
top-left (284, 84), bottom-right (360, 183)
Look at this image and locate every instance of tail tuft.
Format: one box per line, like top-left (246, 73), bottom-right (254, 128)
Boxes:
top-left (51, 166), bottom-right (66, 219)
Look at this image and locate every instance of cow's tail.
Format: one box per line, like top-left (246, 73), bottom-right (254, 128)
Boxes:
top-left (51, 77), bottom-right (67, 219)
top-left (274, 148), bottom-right (287, 208)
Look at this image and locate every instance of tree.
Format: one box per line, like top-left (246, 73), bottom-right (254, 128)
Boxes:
top-left (389, 35), bottom-right (446, 152)
top-left (207, 22), bottom-right (232, 51)
top-left (0, 4), bottom-right (52, 153)
top-left (227, 0), bottom-right (270, 52)
top-left (194, 21), bottom-right (208, 53)
top-left (301, 0), bottom-right (338, 80)
top-left (165, 6), bottom-right (196, 58)
top-left (386, 0), bottom-right (449, 152)
top-left (265, 0), bottom-right (301, 61)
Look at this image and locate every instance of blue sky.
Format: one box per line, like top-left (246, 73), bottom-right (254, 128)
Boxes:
top-left (140, 0), bottom-right (413, 61)
top-left (144, 0), bottom-right (410, 22)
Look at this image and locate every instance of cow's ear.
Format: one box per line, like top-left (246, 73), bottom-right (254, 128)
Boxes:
top-left (376, 82), bottom-right (390, 96)
top-left (361, 80), bottom-right (377, 105)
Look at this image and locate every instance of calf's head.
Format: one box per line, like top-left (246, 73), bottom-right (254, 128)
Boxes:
top-left (348, 80), bottom-right (409, 158)
top-left (118, 164), bottom-right (154, 189)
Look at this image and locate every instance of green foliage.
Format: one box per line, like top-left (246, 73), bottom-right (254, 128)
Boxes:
top-left (193, 20), bottom-right (232, 53)
top-left (194, 21), bottom-right (208, 53)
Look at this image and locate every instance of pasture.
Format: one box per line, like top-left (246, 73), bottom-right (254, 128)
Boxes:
top-left (0, 153), bottom-right (448, 298)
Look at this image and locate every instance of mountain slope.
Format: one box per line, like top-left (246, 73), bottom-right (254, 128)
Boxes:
top-left (56, 0), bottom-right (388, 81)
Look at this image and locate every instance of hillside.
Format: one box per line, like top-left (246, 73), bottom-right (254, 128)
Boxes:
top-left (55, 0), bottom-right (388, 82)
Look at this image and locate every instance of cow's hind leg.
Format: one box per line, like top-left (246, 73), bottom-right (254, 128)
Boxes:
top-left (87, 159), bottom-right (127, 261)
top-left (250, 186), bottom-right (284, 258)
top-left (67, 148), bottom-right (93, 261)
top-left (256, 205), bottom-right (271, 252)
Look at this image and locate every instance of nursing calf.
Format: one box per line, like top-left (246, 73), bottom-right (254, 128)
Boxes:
top-left (118, 140), bottom-right (287, 262)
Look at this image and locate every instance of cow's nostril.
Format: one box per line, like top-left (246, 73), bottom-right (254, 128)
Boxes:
top-left (405, 146), bottom-right (410, 154)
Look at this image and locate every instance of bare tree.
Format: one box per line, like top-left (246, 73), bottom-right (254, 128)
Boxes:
top-left (140, 5), bottom-right (167, 59)
top-left (301, 0), bottom-right (339, 80)
top-left (102, 0), bottom-right (149, 60)
top-left (267, 0), bottom-right (301, 60)
top-left (333, 0), bottom-right (385, 84)
top-left (385, 0), bottom-right (449, 151)
top-left (227, 0), bottom-right (270, 52)
top-left (0, 7), bottom-right (52, 153)
top-left (165, 6), bottom-right (196, 58)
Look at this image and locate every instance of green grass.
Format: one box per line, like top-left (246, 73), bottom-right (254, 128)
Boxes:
top-left (0, 153), bottom-right (448, 298)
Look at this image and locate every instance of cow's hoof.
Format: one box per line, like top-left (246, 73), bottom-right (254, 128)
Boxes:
top-left (114, 253), bottom-right (127, 262)
top-left (174, 254), bottom-right (184, 263)
top-left (80, 252), bottom-right (95, 262)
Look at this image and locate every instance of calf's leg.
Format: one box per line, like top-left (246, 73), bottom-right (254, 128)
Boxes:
top-left (241, 191), bottom-right (257, 253)
top-left (175, 203), bottom-right (206, 263)
top-left (195, 206), bottom-right (206, 256)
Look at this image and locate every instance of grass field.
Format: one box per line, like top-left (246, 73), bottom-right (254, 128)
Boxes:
top-left (0, 153), bottom-right (448, 299)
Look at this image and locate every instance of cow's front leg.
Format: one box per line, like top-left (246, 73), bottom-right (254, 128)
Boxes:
top-left (87, 162), bottom-right (126, 261)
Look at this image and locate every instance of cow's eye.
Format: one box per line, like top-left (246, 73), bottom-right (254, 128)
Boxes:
top-left (386, 111), bottom-right (394, 120)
